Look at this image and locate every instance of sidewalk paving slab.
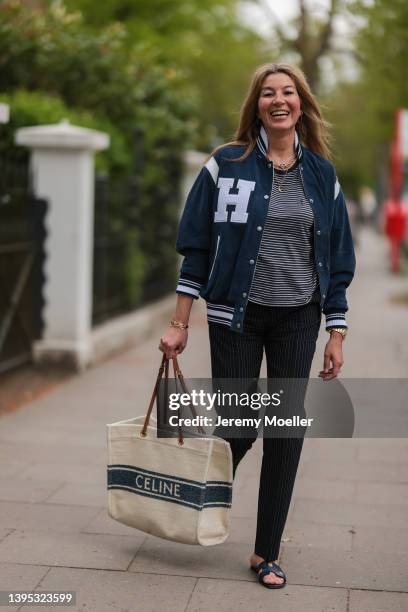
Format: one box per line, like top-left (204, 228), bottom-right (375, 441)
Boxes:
top-left (0, 531), bottom-right (146, 570)
top-left (301, 458), bottom-right (408, 482)
top-left (16, 463), bottom-right (106, 486)
top-left (0, 440), bottom-right (107, 465)
top-left (128, 538), bottom-right (257, 580)
top-left (1, 460), bottom-right (33, 479)
top-left (292, 498), bottom-right (408, 529)
top-left (292, 477), bottom-right (356, 502)
top-left (280, 546), bottom-right (408, 591)
top-left (0, 501), bottom-right (99, 533)
top-left (185, 580), bottom-right (348, 612)
top-left (81, 509), bottom-right (144, 537)
top-left (301, 438), bottom-right (359, 462)
top-left (0, 478), bottom-right (62, 504)
top-left (43, 483), bottom-right (107, 507)
top-left (0, 563), bottom-right (50, 612)
top-left (0, 530), bottom-right (13, 544)
top-left (351, 525), bottom-right (408, 553)
top-left (278, 521), bottom-right (353, 550)
top-left (355, 481), bottom-right (408, 505)
top-left (356, 439), bottom-right (408, 462)
top-left (17, 567), bottom-right (197, 612)
top-left (349, 589), bottom-right (408, 612)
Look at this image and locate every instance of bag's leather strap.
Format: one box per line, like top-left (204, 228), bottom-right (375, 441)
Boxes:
top-left (141, 354), bottom-right (206, 441)
top-left (141, 354), bottom-right (167, 437)
top-left (173, 356), bottom-right (206, 435)
top-left (160, 357), bottom-right (169, 427)
top-left (172, 358), bottom-right (184, 446)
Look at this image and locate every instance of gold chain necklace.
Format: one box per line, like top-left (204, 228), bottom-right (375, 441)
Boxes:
top-left (271, 153), bottom-right (296, 171)
top-left (273, 155), bottom-right (297, 192)
top-left (267, 148), bottom-right (297, 192)
top-left (273, 167), bottom-right (290, 192)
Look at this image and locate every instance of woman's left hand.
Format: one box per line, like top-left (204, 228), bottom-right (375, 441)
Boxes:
top-left (318, 333), bottom-right (344, 380)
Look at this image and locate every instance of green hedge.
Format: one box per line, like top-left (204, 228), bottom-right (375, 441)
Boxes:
top-left (0, 90), bottom-right (130, 174)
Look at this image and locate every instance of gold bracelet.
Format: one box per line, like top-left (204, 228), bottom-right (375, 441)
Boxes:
top-left (328, 327), bottom-right (347, 339)
top-left (170, 319), bottom-right (189, 330)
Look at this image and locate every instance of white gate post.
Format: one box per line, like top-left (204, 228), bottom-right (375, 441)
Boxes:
top-left (0, 103), bottom-right (10, 124)
top-left (16, 120), bottom-right (109, 370)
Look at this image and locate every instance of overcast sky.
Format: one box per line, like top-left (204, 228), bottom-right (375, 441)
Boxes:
top-left (240, 0), bottom-right (356, 37)
top-left (240, 0), bottom-right (302, 32)
top-left (238, 0), bottom-right (360, 84)
top-left (239, 0), bottom-right (333, 35)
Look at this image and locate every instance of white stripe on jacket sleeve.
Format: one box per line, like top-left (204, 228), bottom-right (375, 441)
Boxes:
top-left (334, 177), bottom-right (341, 200)
top-left (176, 276), bottom-right (202, 299)
top-left (205, 156), bottom-right (219, 184)
top-left (325, 312), bottom-right (347, 329)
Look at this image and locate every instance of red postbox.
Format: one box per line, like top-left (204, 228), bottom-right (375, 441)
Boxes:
top-left (384, 198), bottom-right (407, 272)
top-left (385, 109), bottom-right (408, 272)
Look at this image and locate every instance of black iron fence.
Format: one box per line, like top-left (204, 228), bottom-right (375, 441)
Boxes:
top-left (0, 152), bottom-right (47, 373)
top-left (92, 133), bottom-right (181, 326)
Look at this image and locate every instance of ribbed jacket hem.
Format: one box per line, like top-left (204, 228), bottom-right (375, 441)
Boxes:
top-left (325, 312), bottom-right (347, 329)
top-left (176, 274), bottom-right (204, 299)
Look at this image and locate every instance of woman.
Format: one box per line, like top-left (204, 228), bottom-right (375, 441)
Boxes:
top-left (159, 62), bottom-right (356, 589)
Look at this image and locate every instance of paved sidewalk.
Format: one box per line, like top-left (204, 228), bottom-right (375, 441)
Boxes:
top-left (0, 226), bottom-right (407, 611)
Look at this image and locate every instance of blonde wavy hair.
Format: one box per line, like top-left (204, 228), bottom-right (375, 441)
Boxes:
top-left (209, 62), bottom-right (331, 162)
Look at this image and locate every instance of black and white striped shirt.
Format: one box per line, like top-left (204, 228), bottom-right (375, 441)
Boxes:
top-left (249, 160), bottom-right (318, 306)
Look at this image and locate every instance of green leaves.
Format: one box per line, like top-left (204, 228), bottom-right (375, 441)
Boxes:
top-left (0, 0), bottom-right (196, 160)
top-left (324, 0), bottom-right (408, 195)
top-left (0, 90), bottom-right (129, 174)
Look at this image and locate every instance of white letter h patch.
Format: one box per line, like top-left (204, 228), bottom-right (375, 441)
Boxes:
top-left (214, 178), bottom-right (255, 223)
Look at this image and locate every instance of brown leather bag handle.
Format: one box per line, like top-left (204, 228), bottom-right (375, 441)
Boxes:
top-left (140, 355), bottom-right (206, 441)
top-left (140, 354), bottom-right (167, 437)
top-left (172, 357), bottom-right (185, 446)
top-left (172, 356), bottom-right (206, 435)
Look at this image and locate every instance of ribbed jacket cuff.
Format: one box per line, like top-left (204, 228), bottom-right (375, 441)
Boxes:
top-left (325, 312), bottom-right (347, 330)
top-left (176, 275), bottom-right (203, 299)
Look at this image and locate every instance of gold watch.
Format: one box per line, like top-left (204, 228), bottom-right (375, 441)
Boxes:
top-left (328, 327), bottom-right (347, 339)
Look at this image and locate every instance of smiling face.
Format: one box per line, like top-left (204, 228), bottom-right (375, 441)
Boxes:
top-left (257, 72), bottom-right (302, 134)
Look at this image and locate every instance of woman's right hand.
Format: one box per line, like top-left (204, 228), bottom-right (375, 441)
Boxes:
top-left (159, 326), bottom-right (188, 359)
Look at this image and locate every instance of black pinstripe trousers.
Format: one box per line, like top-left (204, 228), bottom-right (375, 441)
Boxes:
top-left (208, 297), bottom-right (321, 562)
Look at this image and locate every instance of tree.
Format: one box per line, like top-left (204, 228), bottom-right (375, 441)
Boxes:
top-left (59, 0), bottom-right (269, 146)
top-left (324, 0), bottom-right (408, 196)
top-left (255, 0), bottom-right (345, 92)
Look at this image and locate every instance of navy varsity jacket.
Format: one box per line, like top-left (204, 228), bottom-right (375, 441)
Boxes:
top-left (175, 126), bottom-right (356, 333)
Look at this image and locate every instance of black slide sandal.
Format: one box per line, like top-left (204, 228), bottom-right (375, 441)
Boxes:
top-left (250, 560), bottom-right (287, 589)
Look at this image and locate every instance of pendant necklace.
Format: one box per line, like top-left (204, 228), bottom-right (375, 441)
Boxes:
top-left (270, 152), bottom-right (296, 193)
top-left (274, 168), bottom-right (289, 192)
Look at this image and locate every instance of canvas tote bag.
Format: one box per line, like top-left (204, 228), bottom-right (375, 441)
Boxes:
top-left (107, 354), bottom-right (233, 545)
